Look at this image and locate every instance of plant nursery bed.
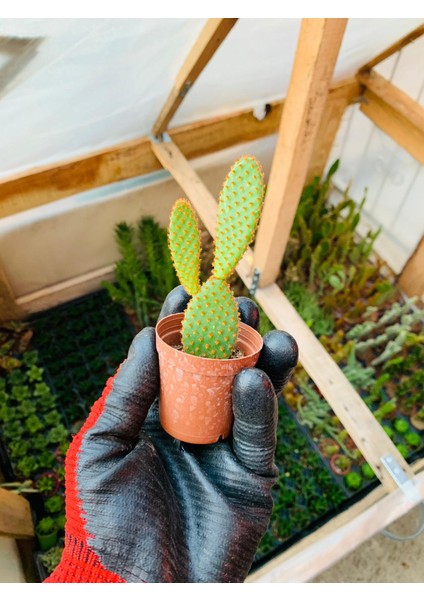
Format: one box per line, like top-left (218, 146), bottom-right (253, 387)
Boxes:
top-left (1, 285), bottom-right (423, 578)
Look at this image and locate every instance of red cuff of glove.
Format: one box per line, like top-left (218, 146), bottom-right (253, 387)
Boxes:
top-left (44, 534), bottom-right (125, 583)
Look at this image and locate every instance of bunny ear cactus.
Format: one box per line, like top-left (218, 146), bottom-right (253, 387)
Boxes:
top-left (168, 156), bottom-right (264, 359)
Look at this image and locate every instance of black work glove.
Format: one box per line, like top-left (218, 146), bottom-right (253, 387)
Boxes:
top-left (46, 286), bottom-right (298, 583)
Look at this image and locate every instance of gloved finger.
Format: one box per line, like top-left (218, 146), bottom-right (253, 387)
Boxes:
top-left (256, 330), bottom-right (298, 394)
top-left (232, 368), bottom-right (278, 477)
top-left (79, 327), bottom-right (159, 459)
top-left (158, 285), bottom-right (191, 321)
top-left (236, 297), bottom-right (260, 331)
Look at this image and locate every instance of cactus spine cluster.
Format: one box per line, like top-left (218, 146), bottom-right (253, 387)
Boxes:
top-left (168, 156), bottom-right (264, 358)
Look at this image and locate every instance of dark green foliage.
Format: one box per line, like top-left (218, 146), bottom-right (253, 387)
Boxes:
top-left (44, 495), bottom-right (65, 514)
top-left (284, 281), bottom-right (334, 337)
top-left (36, 517), bottom-right (57, 536)
top-left (281, 160), bottom-right (384, 314)
top-left (103, 218), bottom-right (178, 328)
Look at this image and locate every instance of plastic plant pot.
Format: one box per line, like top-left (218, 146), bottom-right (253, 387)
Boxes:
top-left (330, 454), bottom-right (352, 476)
top-left (36, 530), bottom-right (58, 552)
top-left (156, 312), bottom-right (263, 444)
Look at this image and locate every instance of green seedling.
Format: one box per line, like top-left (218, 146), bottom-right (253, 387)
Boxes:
top-left (361, 463), bottom-right (375, 480)
top-left (344, 472), bottom-right (363, 490)
top-left (405, 432), bottom-right (421, 448)
top-left (168, 156), bottom-right (264, 358)
top-left (394, 418), bottom-right (409, 434)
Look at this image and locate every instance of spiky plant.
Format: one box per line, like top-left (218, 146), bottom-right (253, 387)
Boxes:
top-left (168, 156), bottom-right (264, 359)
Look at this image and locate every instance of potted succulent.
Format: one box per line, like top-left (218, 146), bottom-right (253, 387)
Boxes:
top-left (35, 516), bottom-right (58, 551)
top-left (155, 156), bottom-right (265, 444)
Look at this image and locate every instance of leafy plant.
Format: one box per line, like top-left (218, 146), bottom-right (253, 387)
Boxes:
top-left (103, 217), bottom-right (178, 328)
top-left (39, 546), bottom-right (63, 574)
top-left (168, 156), bottom-right (264, 358)
top-left (44, 495), bottom-right (65, 514)
top-left (281, 160), bottom-right (384, 314)
top-left (36, 517), bottom-right (57, 536)
top-left (284, 281), bottom-right (334, 337)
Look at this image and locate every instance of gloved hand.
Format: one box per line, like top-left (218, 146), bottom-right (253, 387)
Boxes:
top-left (45, 286), bottom-right (298, 583)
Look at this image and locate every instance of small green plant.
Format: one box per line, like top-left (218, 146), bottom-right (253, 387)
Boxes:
top-left (39, 546), bottom-right (63, 575)
top-left (394, 418), bottom-right (409, 434)
top-left (103, 217), bottom-right (178, 328)
top-left (168, 156), bottom-right (264, 358)
top-left (284, 281), bottom-right (334, 337)
top-left (344, 472), bottom-right (363, 490)
top-left (36, 517), bottom-right (57, 536)
top-left (44, 495), bottom-right (65, 514)
top-left (361, 463), bottom-right (375, 480)
top-left (36, 476), bottom-right (57, 495)
top-left (396, 444), bottom-right (409, 459)
top-left (404, 432), bottom-right (421, 448)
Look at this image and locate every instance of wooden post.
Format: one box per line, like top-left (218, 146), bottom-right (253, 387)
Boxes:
top-left (398, 236), bottom-right (424, 302)
top-left (0, 489), bottom-right (34, 539)
top-left (252, 19), bottom-right (347, 288)
top-left (358, 70), bottom-right (424, 165)
top-left (0, 261), bottom-right (23, 322)
top-left (306, 79), bottom-right (360, 183)
top-left (152, 18), bottom-right (237, 137)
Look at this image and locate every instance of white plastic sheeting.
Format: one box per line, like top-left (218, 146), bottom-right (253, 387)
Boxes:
top-left (0, 18), bottom-right (423, 298)
top-left (0, 18), bottom-right (422, 177)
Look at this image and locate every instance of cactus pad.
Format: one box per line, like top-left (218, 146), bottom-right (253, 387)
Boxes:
top-left (168, 199), bottom-right (201, 296)
top-left (213, 156), bottom-right (264, 280)
top-left (181, 278), bottom-right (239, 359)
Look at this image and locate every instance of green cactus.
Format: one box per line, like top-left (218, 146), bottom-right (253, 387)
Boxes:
top-left (168, 156), bottom-right (264, 358)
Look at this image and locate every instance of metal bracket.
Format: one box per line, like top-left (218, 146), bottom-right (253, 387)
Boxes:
top-left (380, 455), bottom-right (424, 541)
top-left (249, 268), bottom-right (260, 297)
top-left (149, 132), bottom-right (172, 144)
top-left (179, 81), bottom-right (193, 99)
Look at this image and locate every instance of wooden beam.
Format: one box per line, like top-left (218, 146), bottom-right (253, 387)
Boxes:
top-left (0, 79), bottom-right (358, 219)
top-left (358, 70), bottom-right (424, 165)
top-left (359, 23), bottom-right (424, 73)
top-left (0, 261), bottom-right (23, 322)
top-left (247, 457), bottom-right (424, 582)
top-left (248, 468), bottom-right (424, 582)
top-left (306, 79), bottom-right (360, 183)
top-left (0, 488), bottom-right (34, 539)
top-left (252, 19), bottom-right (347, 288)
top-left (152, 138), bottom-right (414, 492)
top-left (152, 18), bottom-right (237, 137)
top-left (16, 264), bottom-right (115, 315)
top-left (398, 235), bottom-right (424, 302)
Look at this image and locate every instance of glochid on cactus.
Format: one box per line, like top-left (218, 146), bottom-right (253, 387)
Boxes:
top-left (168, 156), bottom-right (265, 359)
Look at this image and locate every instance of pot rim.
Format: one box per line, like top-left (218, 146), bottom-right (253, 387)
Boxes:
top-left (155, 312), bottom-right (263, 365)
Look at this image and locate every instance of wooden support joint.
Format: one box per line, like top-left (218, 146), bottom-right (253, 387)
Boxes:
top-left (357, 69), bottom-right (424, 165)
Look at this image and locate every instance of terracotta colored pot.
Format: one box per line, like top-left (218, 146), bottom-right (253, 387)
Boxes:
top-left (155, 312), bottom-right (263, 444)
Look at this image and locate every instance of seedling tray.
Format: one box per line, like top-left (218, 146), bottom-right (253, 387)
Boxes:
top-left (29, 290), bottom-right (136, 429)
top-left (1, 289), bottom-right (420, 573)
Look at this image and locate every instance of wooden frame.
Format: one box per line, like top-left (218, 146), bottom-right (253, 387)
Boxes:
top-left (252, 18), bottom-right (347, 288)
top-left (152, 19), bottom-right (237, 137)
top-left (357, 69), bottom-right (424, 165)
top-left (359, 23), bottom-right (424, 73)
top-left (1, 20), bottom-right (424, 581)
top-left (0, 79), bottom-right (359, 220)
top-left (398, 235), bottom-right (424, 302)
